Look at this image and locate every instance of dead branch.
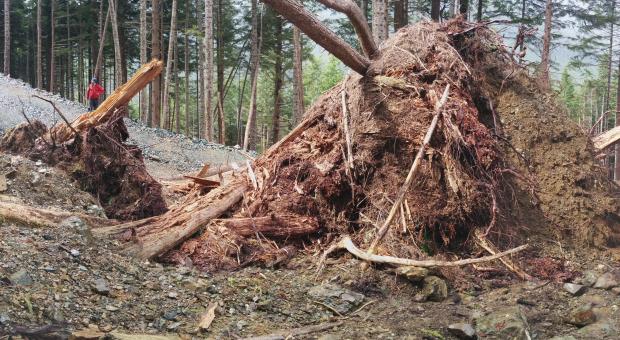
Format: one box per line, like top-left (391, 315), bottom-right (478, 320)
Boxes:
top-left (341, 77), bottom-right (354, 172)
top-left (260, 0), bottom-right (370, 75)
top-left (323, 236), bottom-right (528, 268)
top-left (0, 199), bottom-right (115, 228)
top-left (316, 0), bottom-right (378, 58)
top-left (32, 95), bottom-right (79, 138)
top-left (17, 98), bottom-right (50, 147)
top-left (242, 321), bottom-right (343, 340)
top-left (366, 84), bottom-right (450, 255)
top-left (474, 230), bottom-right (533, 280)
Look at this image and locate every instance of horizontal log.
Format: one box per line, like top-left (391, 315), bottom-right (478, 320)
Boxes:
top-left (593, 125), bottom-right (620, 150)
top-left (220, 214), bottom-right (319, 238)
top-left (0, 199), bottom-right (115, 228)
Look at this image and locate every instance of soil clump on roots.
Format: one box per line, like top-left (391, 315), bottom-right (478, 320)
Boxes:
top-left (132, 20), bottom-right (619, 273)
top-left (0, 108), bottom-right (167, 221)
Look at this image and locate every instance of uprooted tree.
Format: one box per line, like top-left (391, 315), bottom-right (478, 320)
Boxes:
top-left (91, 0), bottom-right (620, 275)
top-left (3, 1), bottom-right (619, 276)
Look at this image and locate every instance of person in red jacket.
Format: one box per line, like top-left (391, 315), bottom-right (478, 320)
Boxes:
top-left (87, 77), bottom-right (105, 111)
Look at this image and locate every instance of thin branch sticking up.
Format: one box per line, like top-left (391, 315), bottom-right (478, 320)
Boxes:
top-left (366, 84), bottom-right (450, 256)
top-left (32, 95), bottom-right (79, 138)
top-left (260, 0), bottom-right (370, 75)
top-left (341, 77), bottom-right (354, 172)
top-left (316, 0), bottom-right (378, 58)
top-left (320, 236), bottom-right (528, 270)
top-left (17, 98), bottom-right (50, 147)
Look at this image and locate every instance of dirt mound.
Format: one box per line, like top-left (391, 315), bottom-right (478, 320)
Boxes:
top-left (159, 20), bottom-right (618, 272)
top-left (0, 109), bottom-right (167, 221)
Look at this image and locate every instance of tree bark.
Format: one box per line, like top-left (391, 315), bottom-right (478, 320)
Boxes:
top-left (162, 0), bottom-right (179, 130)
top-left (221, 215), bottom-right (319, 238)
top-left (431, 0), bottom-right (441, 21)
top-left (372, 0), bottom-right (388, 44)
top-left (216, 0), bottom-right (225, 144)
top-left (260, 0), bottom-right (370, 75)
top-left (109, 0), bottom-right (123, 90)
top-left (539, 0), bottom-right (552, 90)
top-left (460, 0), bottom-right (469, 16)
top-left (184, 0), bottom-right (191, 136)
top-left (151, 0), bottom-right (161, 128)
top-left (476, 0), bottom-right (483, 21)
top-left (292, 21), bottom-right (304, 125)
top-left (605, 1), bottom-right (616, 131)
top-left (317, 0), bottom-right (378, 58)
top-left (243, 0), bottom-right (261, 151)
top-left (37, 0), bottom-right (42, 89)
top-left (271, 15), bottom-right (283, 145)
top-left (140, 0), bottom-right (148, 123)
top-left (3, 0), bottom-right (10, 76)
top-left (393, 0), bottom-right (408, 31)
top-left (203, 0), bottom-right (214, 140)
top-left (49, 0), bottom-right (56, 93)
top-left (174, 42), bottom-right (180, 133)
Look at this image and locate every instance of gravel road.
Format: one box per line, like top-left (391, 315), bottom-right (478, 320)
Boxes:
top-left (0, 74), bottom-right (250, 178)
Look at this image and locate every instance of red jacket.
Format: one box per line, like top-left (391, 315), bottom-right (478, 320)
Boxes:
top-left (87, 83), bottom-right (105, 100)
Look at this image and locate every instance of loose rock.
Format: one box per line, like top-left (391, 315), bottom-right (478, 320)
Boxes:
top-left (447, 323), bottom-right (476, 339)
top-left (9, 268), bottom-right (33, 286)
top-left (307, 283), bottom-right (365, 315)
top-left (415, 276), bottom-right (448, 302)
top-left (92, 278), bottom-right (111, 295)
top-left (593, 272), bottom-right (619, 290)
top-left (395, 266), bottom-right (429, 282)
top-left (476, 306), bottom-right (531, 340)
top-left (563, 283), bottom-right (586, 296)
top-left (565, 303), bottom-right (597, 327)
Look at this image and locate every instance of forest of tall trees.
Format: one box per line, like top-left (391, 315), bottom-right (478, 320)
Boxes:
top-left (0, 0), bottom-right (619, 157)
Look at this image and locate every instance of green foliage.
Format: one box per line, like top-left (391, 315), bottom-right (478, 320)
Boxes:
top-left (303, 55), bottom-right (344, 107)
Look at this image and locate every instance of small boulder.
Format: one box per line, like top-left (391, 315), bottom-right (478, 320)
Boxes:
top-left (476, 306), bottom-right (530, 340)
top-left (447, 323), bottom-right (476, 339)
top-left (563, 283), bottom-right (586, 296)
top-left (9, 269), bottom-right (33, 286)
top-left (415, 276), bottom-right (448, 302)
top-left (579, 271), bottom-right (598, 287)
top-left (92, 278), bottom-right (110, 296)
top-left (593, 272), bottom-right (619, 290)
top-left (395, 266), bottom-right (429, 282)
top-left (565, 303), bottom-right (596, 327)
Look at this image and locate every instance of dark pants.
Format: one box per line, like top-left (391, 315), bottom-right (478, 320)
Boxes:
top-left (89, 98), bottom-right (99, 111)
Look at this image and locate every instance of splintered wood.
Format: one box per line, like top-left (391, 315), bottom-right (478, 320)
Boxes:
top-left (49, 59), bottom-right (164, 143)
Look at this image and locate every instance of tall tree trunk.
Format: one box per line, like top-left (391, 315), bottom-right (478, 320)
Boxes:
top-left (476, 0), bottom-right (483, 21)
top-left (109, 0), bottom-right (122, 90)
top-left (3, 0), bottom-right (10, 76)
top-left (163, 0), bottom-right (179, 130)
top-left (539, 0), bottom-right (552, 90)
top-left (184, 0), bottom-right (191, 136)
top-left (95, 4), bottom-right (110, 81)
top-left (174, 42), bottom-right (180, 133)
top-left (271, 15), bottom-right (283, 145)
top-left (292, 15), bottom-right (304, 125)
top-left (151, 0), bottom-right (161, 128)
top-left (460, 0), bottom-right (469, 17)
top-left (243, 0), bottom-right (260, 151)
top-left (393, 0), bottom-right (408, 31)
top-left (196, 0), bottom-right (204, 138)
top-left (431, 0), bottom-right (441, 21)
top-left (605, 0), bottom-right (616, 131)
top-left (203, 0), bottom-right (214, 140)
top-left (615, 62), bottom-right (620, 181)
top-left (372, 0), bottom-right (388, 43)
top-left (37, 0), bottom-right (43, 89)
top-left (50, 0), bottom-right (56, 93)
top-left (216, 0), bottom-right (225, 144)
top-left (140, 0), bottom-right (148, 123)
top-left (361, 0), bottom-right (369, 22)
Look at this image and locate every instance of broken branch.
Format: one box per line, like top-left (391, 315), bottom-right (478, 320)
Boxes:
top-left (32, 95), bottom-right (79, 138)
top-left (328, 236), bottom-right (528, 268)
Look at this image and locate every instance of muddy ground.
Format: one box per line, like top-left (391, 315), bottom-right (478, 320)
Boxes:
top-left (0, 151), bottom-right (619, 339)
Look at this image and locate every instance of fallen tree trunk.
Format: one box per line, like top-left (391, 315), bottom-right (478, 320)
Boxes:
top-left (49, 59), bottom-right (163, 143)
top-left (0, 199), bottom-right (115, 228)
top-left (119, 180), bottom-right (248, 259)
top-left (220, 214), bottom-right (319, 238)
top-left (593, 125), bottom-right (620, 151)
